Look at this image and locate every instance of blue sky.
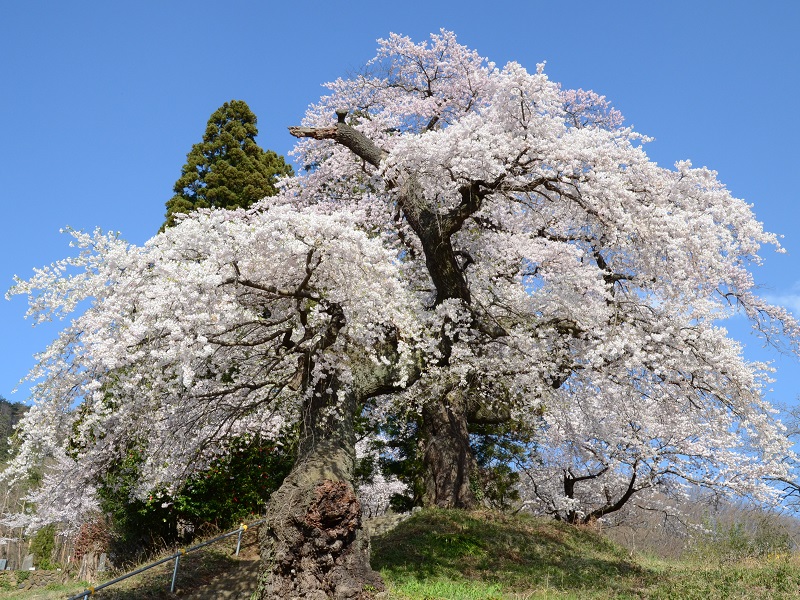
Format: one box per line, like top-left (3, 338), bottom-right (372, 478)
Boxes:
top-left (1, 1), bottom-right (799, 408)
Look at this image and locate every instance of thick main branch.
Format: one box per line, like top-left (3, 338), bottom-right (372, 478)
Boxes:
top-left (289, 122), bottom-right (387, 168)
top-left (289, 115), bottom-right (484, 313)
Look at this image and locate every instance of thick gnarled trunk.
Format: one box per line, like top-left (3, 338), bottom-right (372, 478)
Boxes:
top-left (256, 378), bottom-right (383, 599)
top-left (256, 302), bottom-right (384, 599)
top-left (256, 448), bottom-right (382, 598)
top-left (421, 391), bottom-right (477, 509)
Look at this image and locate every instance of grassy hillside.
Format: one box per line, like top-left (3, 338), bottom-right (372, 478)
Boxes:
top-left (5, 509), bottom-right (800, 599)
top-left (373, 509), bottom-right (800, 599)
top-left (0, 397), bottom-right (27, 462)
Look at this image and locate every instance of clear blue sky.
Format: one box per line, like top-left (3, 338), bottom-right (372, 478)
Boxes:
top-left (2, 1), bottom-right (799, 408)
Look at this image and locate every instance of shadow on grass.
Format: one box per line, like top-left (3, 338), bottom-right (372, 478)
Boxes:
top-left (371, 509), bottom-right (658, 596)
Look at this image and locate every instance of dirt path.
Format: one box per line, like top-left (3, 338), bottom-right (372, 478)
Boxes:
top-left (181, 556), bottom-right (261, 599)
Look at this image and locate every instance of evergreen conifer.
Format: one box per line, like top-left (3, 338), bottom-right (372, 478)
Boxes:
top-left (163, 100), bottom-right (292, 229)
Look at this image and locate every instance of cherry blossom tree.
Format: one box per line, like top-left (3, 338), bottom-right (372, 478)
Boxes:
top-left (5, 210), bottom-right (423, 596)
top-left (4, 30), bottom-right (798, 597)
top-left (354, 438), bottom-right (408, 518)
top-left (286, 30), bottom-right (798, 511)
top-left (518, 349), bottom-right (789, 524)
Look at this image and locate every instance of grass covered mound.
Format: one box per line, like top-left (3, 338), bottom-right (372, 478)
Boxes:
top-left (372, 509), bottom-right (648, 598)
top-left (371, 509), bottom-right (800, 600)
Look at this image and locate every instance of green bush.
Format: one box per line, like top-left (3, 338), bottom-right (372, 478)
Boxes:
top-left (98, 434), bottom-right (295, 565)
top-left (692, 512), bottom-right (793, 562)
top-left (29, 523), bottom-right (58, 569)
top-left (173, 435), bottom-right (295, 526)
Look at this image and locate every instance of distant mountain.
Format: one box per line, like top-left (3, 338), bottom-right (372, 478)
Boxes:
top-left (0, 396), bottom-right (28, 462)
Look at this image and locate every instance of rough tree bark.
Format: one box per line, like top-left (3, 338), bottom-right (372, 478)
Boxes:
top-left (421, 389), bottom-right (477, 508)
top-left (256, 379), bottom-right (382, 599)
top-left (256, 303), bottom-right (411, 598)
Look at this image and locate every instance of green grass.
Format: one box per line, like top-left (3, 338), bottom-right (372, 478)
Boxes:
top-left (0, 584), bottom-right (89, 600)
top-left (372, 509), bottom-right (800, 599)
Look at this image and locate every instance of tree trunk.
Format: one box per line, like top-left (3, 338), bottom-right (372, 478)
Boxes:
top-left (421, 390), bottom-right (477, 509)
top-left (255, 301), bottom-right (385, 599)
top-left (256, 376), bottom-right (383, 599)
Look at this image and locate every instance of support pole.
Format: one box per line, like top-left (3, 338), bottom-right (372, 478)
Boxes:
top-left (235, 523), bottom-right (247, 556)
top-left (170, 550), bottom-right (185, 592)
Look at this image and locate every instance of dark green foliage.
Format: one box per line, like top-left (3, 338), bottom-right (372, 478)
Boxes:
top-left (469, 422), bottom-right (535, 510)
top-left (174, 436), bottom-right (295, 527)
top-left (0, 396), bottom-right (28, 463)
top-left (97, 435), bottom-right (295, 565)
top-left (163, 100), bottom-right (293, 229)
top-left (366, 413), bottom-right (533, 512)
top-left (29, 523), bottom-right (58, 569)
top-left (96, 449), bottom-right (179, 563)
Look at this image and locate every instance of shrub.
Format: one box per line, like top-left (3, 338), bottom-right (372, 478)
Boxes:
top-left (692, 511), bottom-right (794, 562)
top-left (98, 434), bottom-right (295, 565)
top-left (30, 523), bottom-right (58, 569)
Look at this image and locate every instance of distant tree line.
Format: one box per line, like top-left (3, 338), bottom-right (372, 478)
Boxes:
top-left (0, 396), bottom-right (27, 463)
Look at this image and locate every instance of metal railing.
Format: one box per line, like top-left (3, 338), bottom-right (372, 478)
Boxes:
top-left (67, 517), bottom-right (265, 599)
